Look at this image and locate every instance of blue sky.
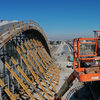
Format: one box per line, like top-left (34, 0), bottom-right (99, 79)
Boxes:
top-left (0, 0), bottom-right (100, 40)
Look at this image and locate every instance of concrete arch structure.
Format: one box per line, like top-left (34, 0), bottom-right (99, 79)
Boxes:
top-left (0, 20), bottom-right (51, 56)
top-left (0, 20), bottom-right (59, 100)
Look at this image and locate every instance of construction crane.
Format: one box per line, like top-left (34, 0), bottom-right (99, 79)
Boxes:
top-left (54, 31), bottom-right (100, 100)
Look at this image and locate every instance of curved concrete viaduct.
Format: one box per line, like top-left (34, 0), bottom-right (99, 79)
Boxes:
top-left (0, 20), bottom-right (60, 100)
top-left (0, 20), bottom-right (50, 55)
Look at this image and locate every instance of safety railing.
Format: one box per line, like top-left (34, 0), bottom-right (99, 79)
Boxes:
top-left (0, 20), bottom-right (45, 49)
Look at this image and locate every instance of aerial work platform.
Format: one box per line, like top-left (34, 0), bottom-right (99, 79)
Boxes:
top-left (54, 31), bottom-right (100, 100)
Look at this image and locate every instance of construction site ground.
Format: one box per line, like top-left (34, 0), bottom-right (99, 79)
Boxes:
top-left (52, 42), bottom-right (100, 100)
top-left (52, 42), bottom-right (86, 100)
top-left (51, 42), bottom-right (74, 98)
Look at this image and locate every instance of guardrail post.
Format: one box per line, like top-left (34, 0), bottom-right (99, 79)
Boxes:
top-left (10, 57), bottom-right (44, 100)
top-left (8, 27), bottom-right (12, 40)
top-left (27, 20), bottom-right (29, 30)
top-left (22, 21), bottom-right (26, 31)
top-left (18, 22), bottom-right (21, 32)
top-left (14, 24), bottom-right (17, 36)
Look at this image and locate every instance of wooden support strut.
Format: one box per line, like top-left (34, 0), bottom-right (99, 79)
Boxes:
top-left (40, 41), bottom-right (60, 68)
top-left (36, 40), bottom-right (60, 82)
top-left (26, 41), bottom-right (57, 88)
top-left (10, 57), bottom-right (44, 100)
top-left (39, 46), bottom-right (60, 82)
top-left (0, 79), bottom-right (16, 100)
top-left (37, 41), bottom-right (60, 77)
top-left (14, 24), bottom-right (17, 36)
top-left (24, 41), bottom-right (55, 92)
top-left (32, 39), bottom-right (57, 70)
top-left (3, 60), bottom-right (35, 100)
top-left (27, 20), bottom-right (29, 30)
top-left (35, 39), bottom-right (55, 63)
top-left (36, 40), bottom-right (57, 67)
top-left (27, 40), bottom-right (55, 78)
top-left (8, 27), bottom-right (12, 40)
top-left (31, 39), bottom-right (59, 83)
top-left (38, 41), bottom-right (59, 69)
top-left (29, 39), bottom-right (58, 83)
top-left (16, 46), bottom-right (51, 100)
top-left (20, 43), bottom-right (54, 95)
top-left (22, 21), bottom-right (26, 31)
top-left (26, 41), bottom-right (56, 92)
top-left (18, 22), bottom-right (22, 32)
